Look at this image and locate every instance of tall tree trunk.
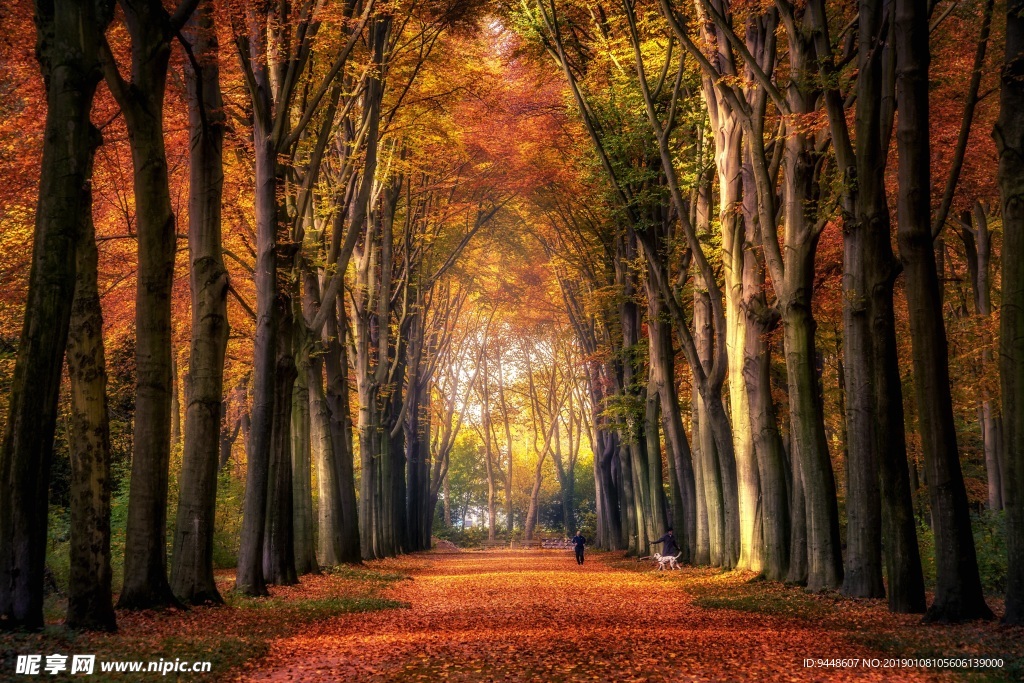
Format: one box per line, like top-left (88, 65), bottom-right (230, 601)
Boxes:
top-left (649, 294), bottom-right (697, 563)
top-left (443, 468), bottom-right (452, 526)
top-left (740, 270), bottom-right (788, 580)
top-left (324, 308), bottom-right (360, 562)
top-left (524, 453), bottom-right (547, 541)
top-left (691, 382), bottom-right (710, 566)
top-left (644, 373), bottom-right (668, 542)
top-left (810, 0), bottom-right (925, 612)
top-left (995, 0), bottom-right (1024, 626)
top-left (0, 0), bottom-right (110, 628)
top-left (291, 350), bottom-right (318, 575)
top-left (785, 427), bottom-right (808, 584)
top-left (263, 321), bottom-right (298, 586)
top-left (170, 4), bottom-right (229, 605)
top-left (895, 0), bottom-right (991, 622)
top-left (106, 0), bottom-right (196, 611)
top-left (739, 154), bottom-right (782, 578)
top-left (236, 13), bottom-right (279, 594)
top-left (66, 157), bottom-right (116, 632)
top-left (961, 205), bottom-right (1004, 510)
top-left (309, 352), bottom-right (342, 565)
top-left (694, 287), bottom-right (724, 566)
top-left (775, 91), bottom-right (844, 591)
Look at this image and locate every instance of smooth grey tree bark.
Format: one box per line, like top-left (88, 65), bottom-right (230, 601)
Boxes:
top-left (170, 3), bottom-right (230, 605)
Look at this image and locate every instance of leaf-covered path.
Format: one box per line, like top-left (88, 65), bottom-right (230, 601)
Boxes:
top-left (239, 551), bottom-right (945, 682)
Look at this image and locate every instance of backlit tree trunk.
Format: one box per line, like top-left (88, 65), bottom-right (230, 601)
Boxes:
top-left (103, 0), bottom-right (198, 611)
top-left (170, 3), bottom-right (229, 605)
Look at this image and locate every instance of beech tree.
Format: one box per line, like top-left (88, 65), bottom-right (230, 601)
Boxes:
top-left (0, 0), bottom-right (113, 629)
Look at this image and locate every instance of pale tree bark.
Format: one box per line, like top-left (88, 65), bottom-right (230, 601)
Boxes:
top-left (959, 205), bottom-right (1004, 509)
top-left (694, 286), bottom-right (723, 566)
top-left (309, 349), bottom-right (343, 566)
top-left (691, 0), bottom-right (840, 590)
top-left (739, 159), bottom-right (788, 581)
top-left (479, 354), bottom-right (499, 542)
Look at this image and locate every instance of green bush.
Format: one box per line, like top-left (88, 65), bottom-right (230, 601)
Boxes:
top-left (916, 509), bottom-right (1006, 595)
top-left (433, 525), bottom-right (490, 548)
top-left (213, 467), bottom-right (244, 568)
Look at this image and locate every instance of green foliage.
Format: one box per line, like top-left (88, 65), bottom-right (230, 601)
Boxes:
top-left (433, 525), bottom-right (491, 548)
top-left (691, 588), bottom-right (833, 620)
top-left (916, 509), bottom-right (1007, 594)
top-left (213, 466), bottom-right (245, 569)
top-left (321, 565), bottom-right (410, 584)
top-left (18, 549), bottom-right (406, 681)
top-left (229, 594), bottom-right (409, 618)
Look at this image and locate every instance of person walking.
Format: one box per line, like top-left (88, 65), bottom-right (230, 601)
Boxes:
top-left (652, 528), bottom-right (680, 558)
top-left (571, 530), bottom-right (586, 565)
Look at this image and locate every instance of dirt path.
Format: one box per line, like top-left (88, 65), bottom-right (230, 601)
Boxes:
top-left (240, 550), bottom-right (941, 682)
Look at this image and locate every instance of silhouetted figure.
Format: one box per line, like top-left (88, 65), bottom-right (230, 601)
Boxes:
top-left (571, 531), bottom-right (586, 565)
top-left (653, 529), bottom-right (680, 557)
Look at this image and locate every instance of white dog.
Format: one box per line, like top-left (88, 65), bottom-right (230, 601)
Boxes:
top-left (653, 552), bottom-right (681, 571)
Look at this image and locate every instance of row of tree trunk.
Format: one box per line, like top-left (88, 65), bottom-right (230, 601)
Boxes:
top-left (527, 0), bottom-right (1022, 624)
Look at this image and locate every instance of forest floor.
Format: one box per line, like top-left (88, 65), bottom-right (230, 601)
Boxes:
top-left (3, 550), bottom-right (1021, 682)
top-left (238, 550), bottom-right (1022, 683)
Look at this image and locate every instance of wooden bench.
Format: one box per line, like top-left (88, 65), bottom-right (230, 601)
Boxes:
top-left (480, 539), bottom-right (507, 550)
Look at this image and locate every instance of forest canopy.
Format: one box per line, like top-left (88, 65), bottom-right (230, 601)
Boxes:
top-left (0, 0), bottom-right (1022, 644)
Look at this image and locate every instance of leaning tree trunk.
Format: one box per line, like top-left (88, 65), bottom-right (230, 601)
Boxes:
top-left (170, 4), bottom-right (229, 605)
top-left (996, 0), bottom-right (1024, 626)
top-left (690, 382), bottom-right (710, 566)
top-left (895, 0), bottom-right (991, 622)
top-left (0, 0), bottom-right (110, 629)
top-left (66, 156), bottom-right (116, 632)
